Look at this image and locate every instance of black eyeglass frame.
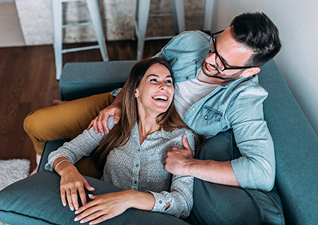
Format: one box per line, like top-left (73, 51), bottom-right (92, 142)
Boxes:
top-left (209, 30), bottom-right (255, 71)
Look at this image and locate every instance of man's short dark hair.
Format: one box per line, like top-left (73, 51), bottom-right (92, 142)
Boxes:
top-left (230, 12), bottom-right (282, 67)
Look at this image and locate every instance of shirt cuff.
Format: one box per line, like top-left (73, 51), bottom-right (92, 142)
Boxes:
top-left (149, 191), bottom-right (168, 212)
top-left (111, 88), bottom-right (122, 97)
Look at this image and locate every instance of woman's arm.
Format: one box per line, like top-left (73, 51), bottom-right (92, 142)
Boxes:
top-left (45, 118), bottom-right (115, 171)
top-left (53, 157), bottom-right (95, 211)
top-left (156, 132), bottom-right (195, 218)
top-left (45, 119), bottom-right (115, 211)
top-left (74, 190), bottom-right (156, 224)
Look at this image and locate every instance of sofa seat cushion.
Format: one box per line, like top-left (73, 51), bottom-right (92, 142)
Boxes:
top-left (0, 171), bottom-right (188, 225)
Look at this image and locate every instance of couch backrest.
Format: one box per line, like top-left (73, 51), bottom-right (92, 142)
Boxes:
top-left (258, 60), bottom-right (318, 224)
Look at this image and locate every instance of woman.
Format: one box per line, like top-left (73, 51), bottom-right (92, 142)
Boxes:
top-left (45, 58), bottom-right (202, 225)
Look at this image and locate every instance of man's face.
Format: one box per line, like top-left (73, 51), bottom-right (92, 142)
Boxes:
top-left (199, 28), bottom-right (257, 85)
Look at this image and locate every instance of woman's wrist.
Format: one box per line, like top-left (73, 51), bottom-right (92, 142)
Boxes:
top-left (125, 190), bottom-right (155, 211)
top-left (53, 157), bottom-right (73, 175)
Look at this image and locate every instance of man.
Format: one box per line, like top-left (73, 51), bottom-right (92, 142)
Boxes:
top-left (25, 12), bottom-right (281, 192)
top-left (87, 12), bottom-right (281, 191)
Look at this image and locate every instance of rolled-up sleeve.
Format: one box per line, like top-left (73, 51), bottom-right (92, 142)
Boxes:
top-left (228, 86), bottom-right (275, 191)
top-left (45, 117), bottom-right (115, 171)
top-left (150, 130), bottom-right (195, 218)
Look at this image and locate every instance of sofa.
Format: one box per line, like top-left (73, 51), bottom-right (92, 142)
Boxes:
top-left (1, 59), bottom-right (318, 225)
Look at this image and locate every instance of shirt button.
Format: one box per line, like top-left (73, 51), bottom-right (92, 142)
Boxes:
top-left (192, 107), bottom-right (195, 111)
top-left (186, 76), bottom-right (189, 80)
top-left (159, 200), bottom-right (163, 204)
top-left (204, 115), bottom-right (208, 119)
top-left (134, 180), bottom-right (137, 184)
top-left (136, 164), bottom-right (139, 167)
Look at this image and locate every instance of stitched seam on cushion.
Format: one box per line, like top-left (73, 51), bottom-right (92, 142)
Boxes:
top-left (243, 189), bottom-right (265, 222)
top-left (0, 210), bottom-right (57, 225)
top-left (263, 189), bottom-right (285, 225)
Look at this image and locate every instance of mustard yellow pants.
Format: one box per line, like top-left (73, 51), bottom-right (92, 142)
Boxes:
top-left (24, 92), bottom-right (115, 156)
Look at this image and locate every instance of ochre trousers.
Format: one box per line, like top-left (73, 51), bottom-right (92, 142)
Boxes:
top-left (24, 92), bottom-right (115, 156)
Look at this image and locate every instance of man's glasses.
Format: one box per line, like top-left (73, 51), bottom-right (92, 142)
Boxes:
top-left (209, 30), bottom-right (255, 71)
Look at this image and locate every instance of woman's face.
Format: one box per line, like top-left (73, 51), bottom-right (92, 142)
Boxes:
top-left (135, 63), bottom-right (174, 116)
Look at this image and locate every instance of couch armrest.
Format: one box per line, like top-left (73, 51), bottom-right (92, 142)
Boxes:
top-left (37, 139), bottom-right (68, 173)
top-left (60, 60), bottom-right (138, 101)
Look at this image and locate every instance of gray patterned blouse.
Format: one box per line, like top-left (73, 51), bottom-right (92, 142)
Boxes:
top-left (45, 117), bottom-right (195, 218)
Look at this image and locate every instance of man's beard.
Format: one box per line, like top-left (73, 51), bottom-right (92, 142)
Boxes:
top-left (202, 62), bottom-right (244, 81)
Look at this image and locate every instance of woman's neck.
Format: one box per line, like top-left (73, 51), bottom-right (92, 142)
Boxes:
top-left (138, 115), bottom-right (160, 145)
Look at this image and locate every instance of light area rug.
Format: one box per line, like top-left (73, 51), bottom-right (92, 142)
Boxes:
top-left (0, 159), bottom-right (30, 225)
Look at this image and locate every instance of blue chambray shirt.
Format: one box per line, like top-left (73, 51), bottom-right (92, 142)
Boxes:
top-left (45, 117), bottom-right (195, 218)
top-left (156, 30), bottom-right (275, 191)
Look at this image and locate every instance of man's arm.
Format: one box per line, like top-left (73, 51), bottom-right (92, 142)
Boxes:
top-left (88, 81), bottom-right (128, 135)
top-left (164, 140), bottom-right (240, 187)
top-left (227, 86), bottom-right (275, 191)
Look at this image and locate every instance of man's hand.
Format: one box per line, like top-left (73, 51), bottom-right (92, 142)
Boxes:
top-left (164, 135), bottom-right (195, 176)
top-left (87, 104), bottom-right (122, 136)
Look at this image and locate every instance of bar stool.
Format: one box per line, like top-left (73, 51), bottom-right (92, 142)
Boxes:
top-left (134, 0), bottom-right (185, 60)
top-left (51, 0), bottom-right (108, 80)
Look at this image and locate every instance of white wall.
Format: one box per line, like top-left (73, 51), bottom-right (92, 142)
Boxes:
top-left (209, 0), bottom-right (318, 137)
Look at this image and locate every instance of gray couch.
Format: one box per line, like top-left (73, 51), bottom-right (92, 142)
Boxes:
top-left (0, 60), bottom-right (318, 225)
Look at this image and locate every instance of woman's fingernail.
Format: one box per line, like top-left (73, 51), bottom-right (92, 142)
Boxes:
top-left (74, 217), bottom-right (79, 222)
top-left (63, 202), bottom-right (66, 207)
top-left (70, 206), bottom-right (74, 211)
top-left (80, 220), bottom-right (85, 224)
top-left (75, 210), bottom-right (79, 214)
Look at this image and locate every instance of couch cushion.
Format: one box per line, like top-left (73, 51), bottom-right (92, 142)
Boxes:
top-left (60, 61), bottom-right (137, 101)
top-left (0, 171), bottom-right (188, 225)
top-left (189, 130), bottom-right (285, 225)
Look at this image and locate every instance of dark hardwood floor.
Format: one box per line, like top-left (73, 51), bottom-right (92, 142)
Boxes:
top-left (0, 39), bottom-right (170, 172)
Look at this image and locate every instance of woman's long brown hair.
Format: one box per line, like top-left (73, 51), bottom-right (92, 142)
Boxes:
top-left (93, 57), bottom-right (205, 171)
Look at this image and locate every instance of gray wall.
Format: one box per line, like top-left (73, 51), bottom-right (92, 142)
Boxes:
top-left (0, 0), bottom-right (15, 3)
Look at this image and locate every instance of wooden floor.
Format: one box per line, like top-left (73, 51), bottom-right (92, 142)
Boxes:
top-left (0, 39), bottom-right (169, 172)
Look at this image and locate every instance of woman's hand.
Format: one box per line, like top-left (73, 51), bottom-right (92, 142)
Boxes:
top-left (74, 191), bottom-right (133, 224)
top-left (87, 104), bottom-right (122, 136)
top-left (58, 164), bottom-right (95, 211)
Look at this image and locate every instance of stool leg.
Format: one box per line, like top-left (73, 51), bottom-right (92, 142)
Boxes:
top-left (133, 0), bottom-right (139, 41)
top-left (136, 0), bottom-right (150, 61)
top-left (86, 0), bottom-right (109, 61)
top-left (171, 0), bottom-right (185, 33)
top-left (203, 0), bottom-right (214, 32)
top-left (51, 0), bottom-right (63, 80)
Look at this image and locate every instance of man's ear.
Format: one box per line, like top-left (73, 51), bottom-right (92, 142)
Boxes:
top-left (242, 67), bottom-right (261, 78)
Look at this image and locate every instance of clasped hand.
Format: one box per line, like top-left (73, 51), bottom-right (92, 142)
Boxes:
top-left (87, 103), bottom-right (121, 136)
top-left (163, 135), bottom-right (195, 176)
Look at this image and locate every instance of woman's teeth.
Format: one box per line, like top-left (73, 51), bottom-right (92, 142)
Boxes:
top-left (153, 96), bottom-right (168, 101)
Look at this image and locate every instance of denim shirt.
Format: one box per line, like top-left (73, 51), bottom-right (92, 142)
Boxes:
top-left (157, 31), bottom-right (275, 191)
